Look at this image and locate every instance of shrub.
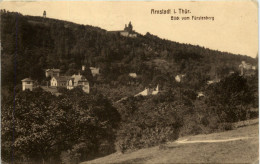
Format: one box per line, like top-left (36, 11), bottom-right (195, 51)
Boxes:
top-left (116, 98), bottom-right (182, 152)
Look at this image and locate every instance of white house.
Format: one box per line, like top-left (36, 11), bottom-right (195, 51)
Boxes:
top-left (78, 79), bottom-right (90, 93)
top-left (129, 73), bottom-right (137, 78)
top-left (197, 92), bottom-right (205, 98)
top-left (50, 76), bottom-right (70, 87)
top-left (21, 78), bottom-right (34, 91)
top-left (90, 67), bottom-right (100, 76)
top-left (239, 61), bottom-right (255, 76)
top-left (152, 85), bottom-right (159, 95)
top-left (175, 74), bottom-right (185, 83)
top-left (135, 85), bottom-right (159, 97)
top-left (207, 79), bottom-right (220, 85)
top-left (67, 73), bottom-right (90, 93)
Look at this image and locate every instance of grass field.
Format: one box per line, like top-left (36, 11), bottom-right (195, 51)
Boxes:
top-left (82, 121), bottom-right (259, 164)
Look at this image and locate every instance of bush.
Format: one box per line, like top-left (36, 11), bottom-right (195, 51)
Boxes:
top-left (116, 98), bottom-right (182, 152)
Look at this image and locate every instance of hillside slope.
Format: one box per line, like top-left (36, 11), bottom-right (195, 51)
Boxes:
top-left (1, 10), bottom-right (257, 90)
top-left (82, 123), bottom-right (258, 164)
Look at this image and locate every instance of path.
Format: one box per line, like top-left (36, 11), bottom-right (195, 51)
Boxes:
top-left (175, 136), bottom-right (254, 144)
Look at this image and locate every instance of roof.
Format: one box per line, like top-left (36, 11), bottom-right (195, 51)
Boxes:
top-left (78, 79), bottom-right (89, 82)
top-left (90, 67), bottom-right (99, 70)
top-left (71, 74), bottom-right (88, 83)
top-left (52, 76), bottom-right (70, 82)
top-left (45, 69), bottom-right (60, 72)
top-left (21, 78), bottom-right (34, 82)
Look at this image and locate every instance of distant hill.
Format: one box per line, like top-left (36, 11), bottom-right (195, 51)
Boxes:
top-left (1, 10), bottom-right (257, 89)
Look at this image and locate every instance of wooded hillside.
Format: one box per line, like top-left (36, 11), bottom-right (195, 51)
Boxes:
top-left (1, 10), bottom-right (257, 91)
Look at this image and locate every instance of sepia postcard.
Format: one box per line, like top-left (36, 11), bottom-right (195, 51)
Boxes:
top-left (0, 1), bottom-right (259, 164)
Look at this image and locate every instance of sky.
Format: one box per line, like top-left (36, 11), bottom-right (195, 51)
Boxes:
top-left (0, 1), bottom-right (258, 58)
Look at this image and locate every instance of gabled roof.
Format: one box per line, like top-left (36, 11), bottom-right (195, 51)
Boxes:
top-left (72, 74), bottom-right (88, 83)
top-left (21, 78), bottom-right (34, 82)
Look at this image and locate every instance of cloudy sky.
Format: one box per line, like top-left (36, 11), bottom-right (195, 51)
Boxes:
top-left (1, 1), bottom-right (258, 58)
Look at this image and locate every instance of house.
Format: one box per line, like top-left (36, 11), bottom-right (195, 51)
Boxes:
top-left (50, 76), bottom-right (70, 87)
top-left (135, 85), bottom-right (159, 97)
top-left (129, 73), bottom-right (137, 78)
top-left (90, 67), bottom-right (100, 76)
top-left (152, 85), bottom-right (159, 95)
top-left (67, 73), bottom-right (90, 93)
top-left (21, 78), bottom-right (34, 91)
top-left (108, 22), bottom-right (137, 38)
top-left (239, 61), bottom-right (256, 76)
top-left (78, 79), bottom-right (90, 93)
top-left (175, 74), bottom-right (185, 83)
top-left (197, 92), bottom-right (205, 98)
top-left (207, 79), bottom-right (220, 85)
top-left (45, 69), bottom-right (60, 78)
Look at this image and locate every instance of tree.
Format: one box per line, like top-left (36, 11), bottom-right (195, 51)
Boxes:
top-left (2, 88), bottom-right (120, 164)
top-left (206, 73), bottom-right (254, 122)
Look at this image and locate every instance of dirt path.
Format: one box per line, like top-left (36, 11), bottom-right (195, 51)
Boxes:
top-left (175, 136), bottom-right (254, 144)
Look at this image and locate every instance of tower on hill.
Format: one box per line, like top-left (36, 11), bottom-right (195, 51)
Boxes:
top-left (108, 21), bottom-right (137, 38)
top-left (124, 21), bottom-right (133, 32)
top-left (43, 10), bottom-right (46, 18)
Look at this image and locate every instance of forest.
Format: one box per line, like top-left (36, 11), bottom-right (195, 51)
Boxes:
top-left (1, 10), bottom-right (258, 164)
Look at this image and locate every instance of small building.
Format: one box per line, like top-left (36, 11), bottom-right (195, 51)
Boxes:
top-left (207, 78), bottom-right (220, 85)
top-left (78, 79), bottom-right (90, 93)
top-left (197, 92), bottom-right (205, 98)
top-left (67, 73), bottom-right (90, 93)
top-left (129, 73), bottom-right (137, 78)
top-left (239, 61), bottom-right (255, 76)
top-left (21, 78), bottom-right (34, 91)
top-left (45, 69), bottom-right (60, 78)
top-left (90, 67), bottom-right (100, 76)
top-left (50, 76), bottom-right (70, 87)
top-left (175, 74), bottom-right (185, 83)
top-left (135, 85), bottom-right (159, 97)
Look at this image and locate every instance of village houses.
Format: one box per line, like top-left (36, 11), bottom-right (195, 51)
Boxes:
top-left (23, 66), bottom-right (91, 93)
top-left (67, 73), bottom-right (90, 93)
